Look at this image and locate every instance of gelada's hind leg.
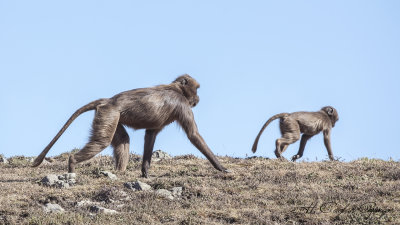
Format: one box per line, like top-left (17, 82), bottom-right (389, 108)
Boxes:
top-left (275, 118), bottom-right (300, 160)
top-left (111, 123), bottom-right (130, 171)
top-left (141, 129), bottom-right (161, 178)
top-left (275, 136), bottom-right (299, 160)
top-left (69, 106), bottom-right (120, 173)
top-left (278, 144), bottom-right (289, 156)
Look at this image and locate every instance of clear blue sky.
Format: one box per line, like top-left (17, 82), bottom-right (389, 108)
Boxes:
top-left (1, 1), bottom-right (399, 161)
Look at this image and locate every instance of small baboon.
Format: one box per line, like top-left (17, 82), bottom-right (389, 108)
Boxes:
top-left (252, 106), bottom-right (339, 161)
top-left (32, 74), bottom-right (228, 177)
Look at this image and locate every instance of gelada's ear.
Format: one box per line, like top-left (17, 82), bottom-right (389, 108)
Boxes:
top-left (327, 107), bottom-right (334, 116)
top-left (180, 78), bottom-right (188, 85)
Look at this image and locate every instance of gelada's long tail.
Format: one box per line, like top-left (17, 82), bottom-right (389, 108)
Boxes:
top-left (251, 113), bottom-right (288, 153)
top-left (32, 99), bottom-right (106, 167)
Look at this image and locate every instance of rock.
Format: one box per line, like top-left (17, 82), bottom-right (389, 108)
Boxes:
top-left (40, 173), bottom-right (76, 188)
top-left (246, 156), bottom-right (270, 160)
top-left (26, 157), bottom-right (35, 163)
top-left (59, 173), bottom-right (76, 180)
top-left (41, 159), bottom-right (51, 165)
top-left (100, 171), bottom-right (118, 180)
top-left (171, 187), bottom-right (183, 197)
top-left (124, 181), bottom-right (152, 191)
top-left (124, 182), bottom-right (134, 190)
top-left (155, 189), bottom-right (174, 200)
top-left (152, 150), bottom-right (172, 162)
top-left (0, 155), bottom-right (8, 164)
top-left (43, 203), bottom-right (65, 213)
top-left (90, 205), bottom-right (118, 214)
top-left (41, 174), bottom-right (59, 186)
top-left (76, 200), bottom-right (96, 207)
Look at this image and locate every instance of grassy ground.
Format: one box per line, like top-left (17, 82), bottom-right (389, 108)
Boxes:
top-left (0, 154), bottom-right (399, 225)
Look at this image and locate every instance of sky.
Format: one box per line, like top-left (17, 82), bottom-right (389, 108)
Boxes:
top-left (0, 1), bottom-right (399, 162)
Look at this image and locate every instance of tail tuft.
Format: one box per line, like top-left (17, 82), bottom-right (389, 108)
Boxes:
top-left (32, 156), bottom-right (44, 167)
top-left (251, 145), bottom-right (257, 153)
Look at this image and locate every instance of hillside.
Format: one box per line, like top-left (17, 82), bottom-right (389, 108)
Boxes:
top-left (0, 153), bottom-right (399, 224)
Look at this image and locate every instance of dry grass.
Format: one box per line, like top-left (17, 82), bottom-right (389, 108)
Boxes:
top-left (0, 154), bottom-right (399, 224)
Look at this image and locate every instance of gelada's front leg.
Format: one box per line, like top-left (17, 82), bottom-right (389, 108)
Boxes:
top-left (188, 131), bottom-right (229, 172)
top-left (179, 109), bottom-right (229, 173)
top-left (291, 134), bottom-right (312, 162)
top-left (323, 130), bottom-right (335, 161)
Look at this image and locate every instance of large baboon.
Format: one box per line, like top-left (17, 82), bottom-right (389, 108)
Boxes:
top-left (252, 106), bottom-right (339, 161)
top-left (33, 74), bottom-right (228, 177)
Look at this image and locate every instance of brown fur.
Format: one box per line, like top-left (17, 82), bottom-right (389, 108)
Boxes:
top-left (32, 74), bottom-right (228, 177)
top-left (252, 106), bottom-right (339, 161)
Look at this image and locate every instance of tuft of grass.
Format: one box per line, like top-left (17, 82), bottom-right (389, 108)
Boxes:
top-left (0, 153), bottom-right (399, 224)
top-left (7, 156), bottom-right (34, 167)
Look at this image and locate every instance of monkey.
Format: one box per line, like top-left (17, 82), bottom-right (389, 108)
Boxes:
top-left (32, 74), bottom-right (229, 177)
top-left (251, 106), bottom-right (339, 162)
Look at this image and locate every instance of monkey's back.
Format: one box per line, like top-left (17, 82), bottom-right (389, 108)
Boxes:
top-left (291, 111), bottom-right (330, 135)
top-left (111, 86), bottom-right (188, 130)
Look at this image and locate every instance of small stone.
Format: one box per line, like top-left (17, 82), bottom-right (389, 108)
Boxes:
top-left (171, 187), bottom-right (183, 197)
top-left (67, 179), bottom-right (76, 185)
top-left (90, 205), bottom-right (118, 214)
top-left (59, 173), bottom-right (76, 180)
top-left (100, 171), bottom-right (118, 180)
top-left (41, 159), bottom-right (50, 165)
top-left (0, 155), bottom-right (8, 164)
top-left (155, 189), bottom-right (174, 200)
top-left (41, 174), bottom-right (59, 186)
top-left (57, 181), bottom-right (70, 189)
top-left (76, 200), bottom-right (95, 207)
top-left (43, 203), bottom-right (65, 213)
top-left (26, 157), bottom-right (35, 163)
top-left (40, 173), bottom-right (76, 188)
top-left (124, 181), bottom-right (152, 191)
top-left (152, 150), bottom-right (172, 162)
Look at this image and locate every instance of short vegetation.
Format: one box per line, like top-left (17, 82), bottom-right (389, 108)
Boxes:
top-left (0, 154), bottom-right (399, 224)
